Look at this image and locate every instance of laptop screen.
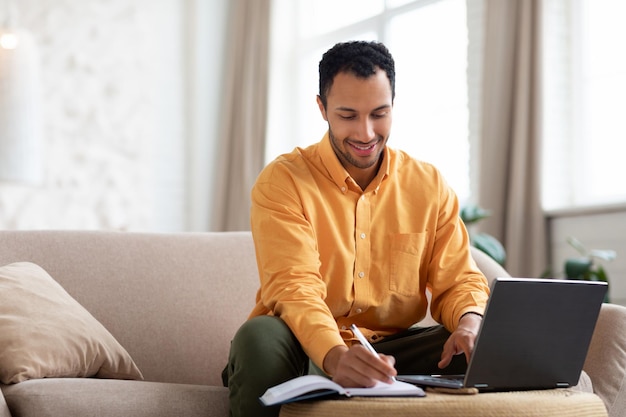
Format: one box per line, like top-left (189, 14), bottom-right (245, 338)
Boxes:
top-left (464, 278), bottom-right (607, 390)
top-left (398, 278), bottom-right (607, 391)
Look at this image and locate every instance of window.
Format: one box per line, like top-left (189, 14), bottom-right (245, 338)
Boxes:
top-left (542, 0), bottom-right (626, 211)
top-left (267, 0), bottom-right (484, 204)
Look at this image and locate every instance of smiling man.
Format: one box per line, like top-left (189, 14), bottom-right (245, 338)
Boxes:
top-left (321, 68), bottom-right (392, 189)
top-left (222, 41), bottom-right (490, 417)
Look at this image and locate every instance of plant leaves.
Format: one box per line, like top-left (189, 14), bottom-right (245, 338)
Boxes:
top-left (460, 205), bottom-right (491, 225)
top-left (590, 265), bottom-right (609, 282)
top-left (589, 249), bottom-right (617, 262)
top-left (471, 233), bottom-right (506, 266)
top-left (564, 258), bottom-right (592, 279)
top-left (566, 236), bottom-right (588, 256)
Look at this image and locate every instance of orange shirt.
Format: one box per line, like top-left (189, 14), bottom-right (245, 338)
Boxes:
top-left (249, 133), bottom-right (490, 371)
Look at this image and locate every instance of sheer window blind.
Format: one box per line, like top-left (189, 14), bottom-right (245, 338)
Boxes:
top-left (267, 0), bottom-right (484, 204)
top-left (542, 0), bottom-right (626, 210)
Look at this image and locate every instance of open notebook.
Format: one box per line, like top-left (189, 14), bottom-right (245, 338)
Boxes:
top-left (259, 374), bottom-right (424, 406)
top-left (398, 277), bottom-right (607, 391)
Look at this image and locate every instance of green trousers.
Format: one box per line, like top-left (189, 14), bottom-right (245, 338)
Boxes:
top-left (222, 316), bottom-right (467, 417)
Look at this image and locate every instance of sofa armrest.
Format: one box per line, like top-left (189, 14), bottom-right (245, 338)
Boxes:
top-left (0, 388), bottom-right (12, 417)
top-left (584, 303), bottom-right (626, 417)
top-left (469, 246), bottom-right (510, 285)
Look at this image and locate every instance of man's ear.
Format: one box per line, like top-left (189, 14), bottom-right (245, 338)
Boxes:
top-left (316, 95), bottom-right (328, 121)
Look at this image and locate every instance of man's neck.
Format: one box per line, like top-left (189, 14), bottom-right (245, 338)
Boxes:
top-left (348, 158), bottom-right (383, 191)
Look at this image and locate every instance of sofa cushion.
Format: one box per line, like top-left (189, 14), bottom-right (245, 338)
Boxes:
top-left (0, 262), bottom-right (143, 384)
top-left (1, 378), bottom-right (229, 417)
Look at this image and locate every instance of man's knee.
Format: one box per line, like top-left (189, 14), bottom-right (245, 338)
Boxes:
top-left (231, 316), bottom-right (296, 353)
top-left (224, 315), bottom-right (308, 409)
top-left (227, 315), bottom-right (307, 379)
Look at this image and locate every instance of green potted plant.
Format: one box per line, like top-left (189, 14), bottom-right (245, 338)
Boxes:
top-left (562, 237), bottom-right (615, 302)
top-left (460, 204), bottom-right (506, 266)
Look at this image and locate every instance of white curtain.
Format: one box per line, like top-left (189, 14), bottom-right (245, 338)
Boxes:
top-left (478, 0), bottom-right (547, 277)
top-left (211, 0), bottom-right (271, 231)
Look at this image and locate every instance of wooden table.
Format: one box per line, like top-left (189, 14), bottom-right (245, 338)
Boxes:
top-left (280, 389), bottom-right (607, 417)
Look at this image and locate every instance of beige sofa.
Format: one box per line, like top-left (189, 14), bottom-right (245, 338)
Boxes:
top-left (0, 230), bottom-right (624, 417)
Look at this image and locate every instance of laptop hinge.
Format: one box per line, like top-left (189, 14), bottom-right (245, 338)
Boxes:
top-left (556, 382), bottom-right (570, 388)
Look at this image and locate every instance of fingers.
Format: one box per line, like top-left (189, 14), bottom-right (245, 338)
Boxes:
top-left (332, 344), bottom-right (397, 387)
top-left (438, 328), bottom-right (476, 369)
top-left (438, 337), bottom-right (458, 369)
top-left (352, 345), bottom-right (396, 385)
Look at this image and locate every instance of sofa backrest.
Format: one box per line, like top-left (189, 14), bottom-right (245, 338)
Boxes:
top-left (469, 246), bottom-right (510, 285)
top-left (0, 230), bottom-right (509, 387)
top-left (0, 230), bottom-right (259, 386)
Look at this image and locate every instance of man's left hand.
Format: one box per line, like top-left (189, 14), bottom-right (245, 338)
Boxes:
top-left (437, 312), bottom-right (482, 369)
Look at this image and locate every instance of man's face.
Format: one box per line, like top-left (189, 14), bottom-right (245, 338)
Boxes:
top-left (317, 69), bottom-right (393, 181)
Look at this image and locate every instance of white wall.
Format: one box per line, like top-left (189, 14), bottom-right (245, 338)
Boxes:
top-left (549, 206), bottom-right (626, 306)
top-left (0, 0), bottom-right (228, 232)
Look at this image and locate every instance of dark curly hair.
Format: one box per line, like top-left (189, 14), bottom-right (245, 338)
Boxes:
top-left (318, 41), bottom-right (395, 108)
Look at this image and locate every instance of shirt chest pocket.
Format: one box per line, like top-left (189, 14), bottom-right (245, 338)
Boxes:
top-left (389, 232), bottom-right (428, 296)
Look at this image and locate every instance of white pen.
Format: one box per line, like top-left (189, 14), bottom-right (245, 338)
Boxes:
top-left (350, 324), bottom-right (396, 381)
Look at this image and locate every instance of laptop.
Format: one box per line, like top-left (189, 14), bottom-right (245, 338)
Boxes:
top-left (397, 277), bottom-right (608, 391)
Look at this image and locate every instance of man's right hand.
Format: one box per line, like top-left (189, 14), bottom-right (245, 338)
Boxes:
top-left (323, 344), bottom-right (397, 388)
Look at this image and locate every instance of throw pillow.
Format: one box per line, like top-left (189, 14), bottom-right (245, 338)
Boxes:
top-left (0, 261), bottom-right (143, 384)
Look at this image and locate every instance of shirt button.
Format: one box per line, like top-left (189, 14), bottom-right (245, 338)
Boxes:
top-left (356, 308), bottom-right (362, 314)
top-left (341, 325), bottom-right (347, 330)
top-left (360, 233), bottom-right (366, 239)
top-left (358, 271), bottom-right (365, 278)
top-left (341, 187), bottom-right (346, 192)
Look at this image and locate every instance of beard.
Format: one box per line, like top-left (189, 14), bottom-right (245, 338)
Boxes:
top-left (328, 127), bottom-right (386, 171)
